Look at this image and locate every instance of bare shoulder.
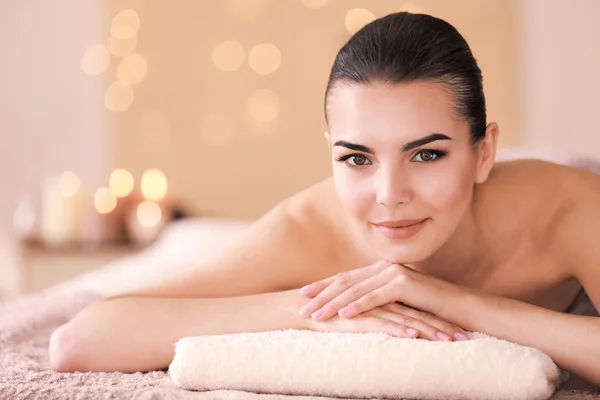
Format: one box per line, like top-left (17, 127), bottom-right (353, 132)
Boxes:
top-left (484, 158), bottom-right (600, 210)
top-left (285, 177), bottom-right (359, 264)
top-left (492, 159), bottom-right (600, 272)
top-left (527, 160), bottom-right (600, 305)
top-left (479, 158), bottom-right (600, 252)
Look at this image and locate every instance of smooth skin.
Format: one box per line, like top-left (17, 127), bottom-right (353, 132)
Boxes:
top-left (50, 82), bottom-right (600, 386)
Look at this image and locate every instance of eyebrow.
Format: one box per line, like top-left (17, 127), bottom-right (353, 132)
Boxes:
top-left (333, 133), bottom-right (452, 154)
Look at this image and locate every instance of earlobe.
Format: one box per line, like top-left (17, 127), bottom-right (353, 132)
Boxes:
top-left (475, 122), bottom-right (499, 184)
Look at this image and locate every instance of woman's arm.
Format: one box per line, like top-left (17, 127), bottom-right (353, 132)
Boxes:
top-left (436, 290), bottom-right (600, 385)
top-left (51, 185), bottom-right (341, 372)
top-left (50, 289), bottom-right (310, 373)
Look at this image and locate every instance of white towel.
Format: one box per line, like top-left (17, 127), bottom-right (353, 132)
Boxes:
top-left (169, 329), bottom-right (562, 400)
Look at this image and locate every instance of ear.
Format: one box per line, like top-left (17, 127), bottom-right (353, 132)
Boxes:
top-left (324, 130), bottom-right (332, 152)
top-left (475, 122), bottom-right (499, 184)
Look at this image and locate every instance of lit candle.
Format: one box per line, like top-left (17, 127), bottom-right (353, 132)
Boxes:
top-left (125, 169), bottom-right (171, 245)
top-left (40, 171), bottom-right (83, 246)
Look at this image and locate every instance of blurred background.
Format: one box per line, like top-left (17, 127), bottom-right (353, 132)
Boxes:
top-left (0, 0), bottom-right (598, 298)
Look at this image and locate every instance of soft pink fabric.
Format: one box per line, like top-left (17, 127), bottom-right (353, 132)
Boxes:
top-left (0, 288), bottom-right (168, 399)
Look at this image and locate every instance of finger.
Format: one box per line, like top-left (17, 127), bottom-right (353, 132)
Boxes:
top-left (362, 316), bottom-right (420, 338)
top-left (335, 284), bottom-right (398, 319)
top-left (299, 261), bottom-right (388, 298)
top-left (385, 303), bottom-right (469, 341)
top-left (376, 310), bottom-right (443, 341)
top-left (373, 310), bottom-right (421, 338)
top-left (299, 265), bottom-right (381, 319)
top-left (411, 310), bottom-right (470, 341)
top-left (298, 275), bottom-right (337, 298)
top-left (311, 273), bottom-right (389, 321)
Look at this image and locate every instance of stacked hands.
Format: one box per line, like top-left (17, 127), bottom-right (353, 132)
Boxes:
top-left (297, 261), bottom-right (470, 342)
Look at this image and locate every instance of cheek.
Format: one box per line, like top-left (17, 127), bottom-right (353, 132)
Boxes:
top-left (333, 168), bottom-right (372, 217)
top-left (413, 164), bottom-right (475, 213)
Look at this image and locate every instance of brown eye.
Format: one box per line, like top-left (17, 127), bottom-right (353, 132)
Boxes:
top-left (412, 150), bottom-right (441, 163)
top-left (420, 151), bottom-right (434, 161)
top-left (352, 155), bottom-right (367, 165)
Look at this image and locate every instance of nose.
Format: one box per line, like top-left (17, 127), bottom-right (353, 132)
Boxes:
top-left (375, 166), bottom-right (412, 208)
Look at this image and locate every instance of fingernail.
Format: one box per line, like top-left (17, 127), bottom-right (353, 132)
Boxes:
top-left (338, 307), bottom-right (349, 316)
top-left (311, 308), bottom-right (325, 320)
top-left (298, 303), bottom-right (313, 317)
top-left (437, 332), bottom-right (451, 341)
top-left (406, 328), bottom-right (418, 336)
top-left (454, 332), bottom-right (469, 341)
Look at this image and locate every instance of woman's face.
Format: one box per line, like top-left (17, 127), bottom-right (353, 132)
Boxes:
top-left (326, 81), bottom-right (495, 264)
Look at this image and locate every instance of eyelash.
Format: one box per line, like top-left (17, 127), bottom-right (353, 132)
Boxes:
top-left (335, 150), bottom-right (448, 169)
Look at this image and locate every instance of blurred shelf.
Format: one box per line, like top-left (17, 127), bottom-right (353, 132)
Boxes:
top-left (12, 239), bottom-right (145, 296)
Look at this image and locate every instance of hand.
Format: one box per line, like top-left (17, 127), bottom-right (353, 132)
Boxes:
top-left (308, 301), bottom-right (468, 341)
top-left (298, 261), bottom-right (470, 341)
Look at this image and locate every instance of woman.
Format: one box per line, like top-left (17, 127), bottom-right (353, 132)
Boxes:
top-left (50, 12), bottom-right (600, 385)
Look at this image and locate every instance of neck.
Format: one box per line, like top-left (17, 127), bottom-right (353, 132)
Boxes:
top-left (411, 203), bottom-right (493, 284)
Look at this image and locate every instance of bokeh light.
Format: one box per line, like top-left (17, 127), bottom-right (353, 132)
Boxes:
top-left (212, 40), bottom-right (245, 72)
top-left (248, 43), bottom-right (281, 75)
top-left (246, 89), bottom-right (280, 122)
top-left (109, 169), bottom-right (134, 197)
top-left (81, 44), bottom-right (110, 75)
top-left (107, 35), bottom-right (137, 57)
top-left (141, 169), bottom-right (167, 201)
top-left (117, 53), bottom-right (148, 85)
top-left (111, 9), bottom-right (140, 39)
top-left (137, 200), bottom-right (162, 227)
top-left (94, 187), bottom-right (117, 214)
top-left (58, 171), bottom-right (81, 197)
top-left (345, 8), bottom-right (376, 35)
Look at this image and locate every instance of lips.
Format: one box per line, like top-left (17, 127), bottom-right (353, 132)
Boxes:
top-left (371, 218), bottom-right (429, 240)
top-left (372, 219), bottom-right (427, 228)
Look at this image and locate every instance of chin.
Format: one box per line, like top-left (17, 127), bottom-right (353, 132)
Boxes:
top-left (375, 246), bottom-right (433, 265)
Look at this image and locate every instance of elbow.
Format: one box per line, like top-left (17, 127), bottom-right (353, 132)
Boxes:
top-left (49, 324), bottom-right (84, 372)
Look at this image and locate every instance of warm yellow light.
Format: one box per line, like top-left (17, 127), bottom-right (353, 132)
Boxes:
top-left (107, 35), bottom-right (137, 57)
top-left (248, 43), bottom-right (281, 75)
top-left (117, 53), bottom-right (147, 85)
top-left (226, 0), bottom-right (267, 20)
top-left (141, 169), bottom-right (167, 201)
top-left (94, 187), bottom-right (117, 214)
top-left (301, 0), bottom-right (329, 9)
top-left (137, 200), bottom-right (162, 227)
top-left (109, 169), bottom-right (134, 197)
top-left (246, 89), bottom-right (280, 122)
top-left (104, 81), bottom-right (134, 112)
top-left (345, 8), bottom-right (376, 35)
top-left (81, 44), bottom-right (110, 76)
top-left (399, 2), bottom-right (427, 14)
top-left (139, 111), bottom-right (171, 144)
top-left (58, 171), bottom-right (81, 197)
top-left (199, 112), bottom-right (235, 146)
top-left (111, 9), bottom-right (140, 40)
top-left (212, 40), bottom-right (245, 72)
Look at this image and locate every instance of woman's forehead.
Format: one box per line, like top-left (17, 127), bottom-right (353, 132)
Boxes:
top-left (326, 82), bottom-right (468, 141)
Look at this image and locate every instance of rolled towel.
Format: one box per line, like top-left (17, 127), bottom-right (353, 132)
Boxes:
top-left (169, 329), bottom-right (562, 400)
